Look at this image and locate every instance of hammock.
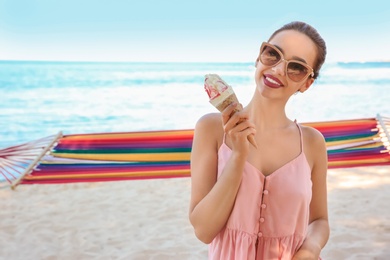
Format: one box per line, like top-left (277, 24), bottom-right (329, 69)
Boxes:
top-left (1, 115), bottom-right (389, 189)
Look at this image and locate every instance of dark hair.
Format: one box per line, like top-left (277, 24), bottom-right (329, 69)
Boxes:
top-left (268, 21), bottom-right (327, 79)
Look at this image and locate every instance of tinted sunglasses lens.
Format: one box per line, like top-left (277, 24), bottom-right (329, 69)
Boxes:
top-left (287, 62), bottom-right (309, 82)
top-left (260, 45), bottom-right (280, 66)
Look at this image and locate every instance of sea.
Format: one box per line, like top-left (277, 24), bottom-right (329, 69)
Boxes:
top-left (0, 60), bottom-right (389, 149)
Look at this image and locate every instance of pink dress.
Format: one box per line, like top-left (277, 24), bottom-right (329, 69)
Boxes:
top-left (209, 123), bottom-right (319, 260)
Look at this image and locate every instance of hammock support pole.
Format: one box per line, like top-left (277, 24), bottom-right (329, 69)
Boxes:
top-left (377, 113), bottom-right (390, 151)
top-left (11, 131), bottom-right (63, 190)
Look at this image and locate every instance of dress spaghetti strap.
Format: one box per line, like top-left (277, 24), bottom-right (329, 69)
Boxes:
top-left (294, 120), bottom-right (304, 154)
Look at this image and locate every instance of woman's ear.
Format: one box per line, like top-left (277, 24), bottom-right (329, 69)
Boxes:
top-left (299, 77), bottom-right (315, 93)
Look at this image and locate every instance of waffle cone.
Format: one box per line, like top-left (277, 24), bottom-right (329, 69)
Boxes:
top-left (210, 92), bottom-right (239, 112)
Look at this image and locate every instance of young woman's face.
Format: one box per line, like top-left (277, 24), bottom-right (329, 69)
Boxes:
top-left (254, 30), bottom-right (317, 100)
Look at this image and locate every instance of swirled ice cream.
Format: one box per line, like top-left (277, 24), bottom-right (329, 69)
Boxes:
top-left (204, 74), bottom-right (239, 112)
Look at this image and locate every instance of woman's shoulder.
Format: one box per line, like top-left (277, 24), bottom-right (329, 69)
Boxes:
top-left (194, 113), bottom-right (224, 147)
top-left (300, 124), bottom-right (326, 145)
top-left (300, 124), bottom-right (327, 167)
top-left (195, 113), bottom-right (223, 130)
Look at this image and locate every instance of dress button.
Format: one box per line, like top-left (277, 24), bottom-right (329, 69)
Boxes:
top-left (261, 204), bottom-right (267, 209)
top-left (260, 217), bottom-right (265, 223)
top-left (258, 232), bottom-right (263, 237)
top-left (263, 190), bottom-right (269, 195)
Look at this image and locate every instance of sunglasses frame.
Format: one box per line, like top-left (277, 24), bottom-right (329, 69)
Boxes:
top-left (258, 42), bottom-right (315, 82)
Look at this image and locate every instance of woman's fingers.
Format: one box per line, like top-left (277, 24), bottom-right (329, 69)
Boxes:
top-left (228, 120), bottom-right (256, 136)
top-left (227, 120), bottom-right (256, 150)
top-left (221, 102), bottom-right (239, 125)
top-left (221, 103), bottom-right (255, 145)
top-left (223, 111), bottom-right (249, 132)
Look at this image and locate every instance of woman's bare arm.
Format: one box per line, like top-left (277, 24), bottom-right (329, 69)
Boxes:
top-left (293, 127), bottom-right (330, 259)
top-left (189, 104), bottom-right (256, 244)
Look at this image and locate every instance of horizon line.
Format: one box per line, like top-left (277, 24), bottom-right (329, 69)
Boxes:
top-left (1, 59), bottom-right (389, 64)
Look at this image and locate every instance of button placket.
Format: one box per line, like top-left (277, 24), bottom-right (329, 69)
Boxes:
top-left (258, 177), bottom-right (268, 237)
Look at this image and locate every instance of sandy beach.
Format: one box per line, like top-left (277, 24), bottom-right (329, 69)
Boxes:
top-left (1, 166), bottom-right (389, 260)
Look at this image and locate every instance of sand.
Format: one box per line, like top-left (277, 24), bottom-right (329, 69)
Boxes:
top-left (1, 166), bottom-right (389, 260)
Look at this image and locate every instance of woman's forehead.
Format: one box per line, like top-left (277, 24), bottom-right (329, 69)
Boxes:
top-left (269, 30), bottom-right (317, 66)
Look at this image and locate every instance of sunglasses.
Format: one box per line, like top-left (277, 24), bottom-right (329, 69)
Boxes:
top-left (258, 42), bottom-right (314, 82)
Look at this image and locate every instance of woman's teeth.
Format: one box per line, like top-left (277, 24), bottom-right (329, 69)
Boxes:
top-left (267, 77), bottom-right (280, 85)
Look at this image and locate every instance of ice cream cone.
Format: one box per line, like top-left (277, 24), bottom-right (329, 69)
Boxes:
top-left (204, 74), bottom-right (257, 148)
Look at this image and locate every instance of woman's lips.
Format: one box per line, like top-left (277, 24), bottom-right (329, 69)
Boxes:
top-left (263, 74), bottom-right (283, 88)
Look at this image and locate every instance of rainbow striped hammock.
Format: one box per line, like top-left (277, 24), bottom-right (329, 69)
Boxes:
top-left (1, 115), bottom-right (389, 189)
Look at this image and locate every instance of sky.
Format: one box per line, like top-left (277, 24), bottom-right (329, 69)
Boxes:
top-left (0, 0), bottom-right (389, 63)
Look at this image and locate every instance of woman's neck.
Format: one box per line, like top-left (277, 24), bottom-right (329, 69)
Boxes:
top-left (244, 96), bottom-right (292, 130)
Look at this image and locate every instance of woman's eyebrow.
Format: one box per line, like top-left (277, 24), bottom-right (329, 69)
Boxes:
top-left (274, 44), bottom-right (308, 64)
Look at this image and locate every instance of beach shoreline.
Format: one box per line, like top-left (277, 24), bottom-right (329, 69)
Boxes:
top-left (1, 166), bottom-right (389, 259)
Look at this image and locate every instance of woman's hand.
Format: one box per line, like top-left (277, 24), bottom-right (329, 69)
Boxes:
top-left (292, 242), bottom-right (321, 260)
top-left (292, 251), bottom-right (318, 260)
top-left (221, 103), bottom-right (256, 155)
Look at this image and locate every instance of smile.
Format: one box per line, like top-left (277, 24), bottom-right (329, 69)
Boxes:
top-left (266, 77), bottom-right (281, 85)
top-left (263, 74), bottom-right (283, 88)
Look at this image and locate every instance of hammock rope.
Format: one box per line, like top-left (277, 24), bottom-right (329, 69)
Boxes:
top-left (9, 132), bottom-right (63, 189)
top-left (1, 116), bottom-right (389, 188)
top-left (1, 134), bottom-right (63, 185)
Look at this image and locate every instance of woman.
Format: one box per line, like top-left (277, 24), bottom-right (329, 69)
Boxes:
top-left (189, 21), bottom-right (329, 259)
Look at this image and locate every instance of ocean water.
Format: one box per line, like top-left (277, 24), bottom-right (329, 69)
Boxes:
top-left (0, 61), bottom-right (389, 149)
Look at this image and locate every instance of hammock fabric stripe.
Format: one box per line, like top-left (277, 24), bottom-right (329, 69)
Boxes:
top-left (0, 117), bottom-right (388, 186)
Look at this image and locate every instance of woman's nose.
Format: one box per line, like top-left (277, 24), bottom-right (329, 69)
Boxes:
top-left (271, 60), bottom-right (286, 76)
